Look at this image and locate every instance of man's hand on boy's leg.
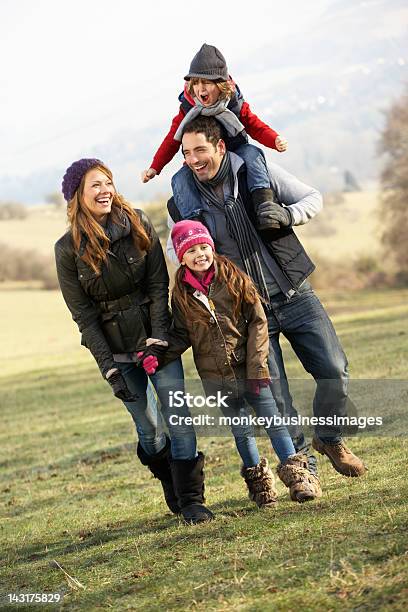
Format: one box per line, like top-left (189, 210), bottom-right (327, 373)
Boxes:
top-left (275, 135), bottom-right (288, 152)
top-left (141, 167), bottom-right (157, 183)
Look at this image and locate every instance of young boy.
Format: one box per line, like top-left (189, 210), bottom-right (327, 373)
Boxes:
top-left (142, 44), bottom-right (288, 229)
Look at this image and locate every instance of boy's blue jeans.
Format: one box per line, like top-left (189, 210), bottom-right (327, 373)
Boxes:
top-left (234, 143), bottom-right (270, 192)
top-left (220, 385), bottom-right (296, 468)
top-left (265, 282), bottom-right (348, 450)
top-left (115, 358), bottom-right (197, 461)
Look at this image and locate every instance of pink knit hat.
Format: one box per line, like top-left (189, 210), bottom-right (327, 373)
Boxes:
top-left (171, 220), bottom-right (214, 262)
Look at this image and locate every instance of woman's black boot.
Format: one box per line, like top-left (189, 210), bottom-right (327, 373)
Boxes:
top-left (170, 452), bottom-right (215, 524)
top-left (137, 437), bottom-right (180, 514)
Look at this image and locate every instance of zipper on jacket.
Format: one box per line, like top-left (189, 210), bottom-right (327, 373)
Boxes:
top-left (195, 285), bottom-right (232, 365)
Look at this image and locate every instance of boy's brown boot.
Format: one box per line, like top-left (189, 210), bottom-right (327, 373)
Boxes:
top-left (312, 436), bottom-right (366, 477)
top-left (277, 454), bottom-right (322, 503)
top-left (241, 457), bottom-right (278, 508)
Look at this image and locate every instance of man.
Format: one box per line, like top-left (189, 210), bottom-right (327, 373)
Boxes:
top-left (166, 116), bottom-right (366, 489)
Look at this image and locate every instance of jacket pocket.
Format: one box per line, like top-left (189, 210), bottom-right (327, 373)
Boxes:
top-left (100, 312), bottom-right (124, 353)
top-left (125, 251), bottom-right (146, 283)
top-left (231, 346), bottom-right (246, 365)
top-left (100, 307), bottom-right (149, 353)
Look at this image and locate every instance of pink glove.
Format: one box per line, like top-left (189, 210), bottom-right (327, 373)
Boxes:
top-left (137, 352), bottom-right (158, 375)
top-left (247, 378), bottom-right (271, 396)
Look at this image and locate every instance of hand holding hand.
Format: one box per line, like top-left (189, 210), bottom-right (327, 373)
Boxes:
top-left (275, 136), bottom-right (288, 152)
top-left (137, 352), bottom-right (159, 375)
top-left (141, 168), bottom-right (157, 183)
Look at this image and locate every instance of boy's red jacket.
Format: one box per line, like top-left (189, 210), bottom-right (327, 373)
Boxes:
top-left (150, 83), bottom-right (279, 174)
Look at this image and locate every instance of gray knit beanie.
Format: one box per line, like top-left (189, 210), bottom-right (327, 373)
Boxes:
top-left (184, 44), bottom-right (229, 81)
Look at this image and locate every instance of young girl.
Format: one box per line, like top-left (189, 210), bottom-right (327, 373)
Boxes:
top-left (139, 220), bottom-right (322, 508)
top-left (141, 44), bottom-right (288, 227)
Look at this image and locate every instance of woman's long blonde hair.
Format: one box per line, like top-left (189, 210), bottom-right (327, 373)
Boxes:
top-left (67, 163), bottom-right (151, 273)
top-left (172, 253), bottom-right (258, 325)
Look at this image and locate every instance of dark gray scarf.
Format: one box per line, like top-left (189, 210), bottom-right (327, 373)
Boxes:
top-left (193, 153), bottom-right (270, 306)
top-left (174, 96), bottom-right (245, 142)
top-left (104, 211), bottom-right (131, 243)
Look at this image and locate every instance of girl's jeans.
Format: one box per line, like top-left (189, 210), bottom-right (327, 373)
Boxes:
top-left (221, 385), bottom-right (296, 468)
top-left (115, 358), bottom-right (197, 460)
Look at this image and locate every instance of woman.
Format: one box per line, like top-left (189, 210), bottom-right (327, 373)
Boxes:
top-left (55, 158), bottom-right (213, 524)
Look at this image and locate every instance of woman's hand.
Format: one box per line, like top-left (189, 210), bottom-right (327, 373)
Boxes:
top-left (141, 168), bottom-right (157, 183)
top-left (107, 370), bottom-right (139, 402)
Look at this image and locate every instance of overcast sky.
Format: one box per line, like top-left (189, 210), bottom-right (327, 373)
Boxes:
top-left (0, 0), bottom-right (331, 178)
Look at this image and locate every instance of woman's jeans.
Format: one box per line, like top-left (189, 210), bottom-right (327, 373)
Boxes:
top-left (221, 385), bottom-right (296, 468)
top-left (115, 358), bottom-right (197, 461)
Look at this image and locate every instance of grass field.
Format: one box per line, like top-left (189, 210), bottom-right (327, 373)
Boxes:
top-left (1, 287), bottom-right (407, 611)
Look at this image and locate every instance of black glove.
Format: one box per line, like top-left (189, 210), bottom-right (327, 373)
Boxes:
top-left (107, 371), bottom-right (139, 402)
top-left (256, 201), bottom-right (292, 229)
top-left (140, 342), bottom-right (168, 360)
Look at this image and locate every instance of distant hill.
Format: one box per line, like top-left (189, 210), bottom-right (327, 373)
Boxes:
top-left (1, 0), bottom-right (406, 204)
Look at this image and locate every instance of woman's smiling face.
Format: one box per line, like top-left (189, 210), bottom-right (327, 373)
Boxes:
top-left (81, 168), bottom-right (115, 221)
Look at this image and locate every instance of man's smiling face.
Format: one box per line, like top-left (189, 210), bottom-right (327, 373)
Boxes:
top-left (182, 131), bottom-right (225, 182)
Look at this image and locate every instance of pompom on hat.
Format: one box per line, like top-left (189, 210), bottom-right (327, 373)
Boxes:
top-left (171, 220), bottom-right (214, 262)
top-left (61, 158), bottom-right (104, 202)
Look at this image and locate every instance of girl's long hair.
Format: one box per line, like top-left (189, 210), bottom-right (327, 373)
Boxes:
top-left (67, 163), bottom-right (151, 273)
top-left (172, 253), bottom-right (258, 325)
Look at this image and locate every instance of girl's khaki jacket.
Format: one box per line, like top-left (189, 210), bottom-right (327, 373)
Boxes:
top-left (164, 273), bottom-right (270, 396)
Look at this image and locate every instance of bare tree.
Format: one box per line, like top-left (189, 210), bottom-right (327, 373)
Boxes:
top-left (379, 86), bottom-right (408, 280)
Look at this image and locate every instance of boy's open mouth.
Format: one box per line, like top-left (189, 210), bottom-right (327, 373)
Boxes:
top-left (200, 94), bottom-right (209, 104)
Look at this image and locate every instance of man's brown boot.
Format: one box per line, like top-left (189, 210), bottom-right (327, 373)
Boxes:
top-left (277, 454), bottom-right (322, 503)
top-left (312, 436), bottom-right (366, 477)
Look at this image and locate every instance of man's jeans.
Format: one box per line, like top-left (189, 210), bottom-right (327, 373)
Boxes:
top-left (266, 282), bottom-right (348, 456)
top-left (115, 358), bottom-right (197, 461)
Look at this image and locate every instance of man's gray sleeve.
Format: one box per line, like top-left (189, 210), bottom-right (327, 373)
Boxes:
top-left (267, 162), bottom-right (323, 226)
top-left (166, 213), bottom-right (180, 266)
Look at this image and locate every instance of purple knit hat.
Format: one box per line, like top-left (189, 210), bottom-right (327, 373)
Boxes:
top-left (61, 158), bottom-right (104, 202)
top-left (171, 220), bottom-right (214, 262)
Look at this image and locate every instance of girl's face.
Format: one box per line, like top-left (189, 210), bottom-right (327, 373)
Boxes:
top-left (81, 168), bottom-right (115, 222)
top-left (191, 79), bottom-right (220, 106)
top-left (182, 243), bottom-right (214, 275)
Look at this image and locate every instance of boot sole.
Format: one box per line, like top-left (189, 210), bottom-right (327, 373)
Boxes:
top-left (312, 439), bottom-right (364, 477)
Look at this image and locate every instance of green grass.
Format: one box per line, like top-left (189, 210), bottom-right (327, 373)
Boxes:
top-left (1, 288), bottom-right (408, 611)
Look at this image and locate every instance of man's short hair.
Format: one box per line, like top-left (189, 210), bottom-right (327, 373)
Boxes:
top-left (182, 116), bottom-right (225, 148)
